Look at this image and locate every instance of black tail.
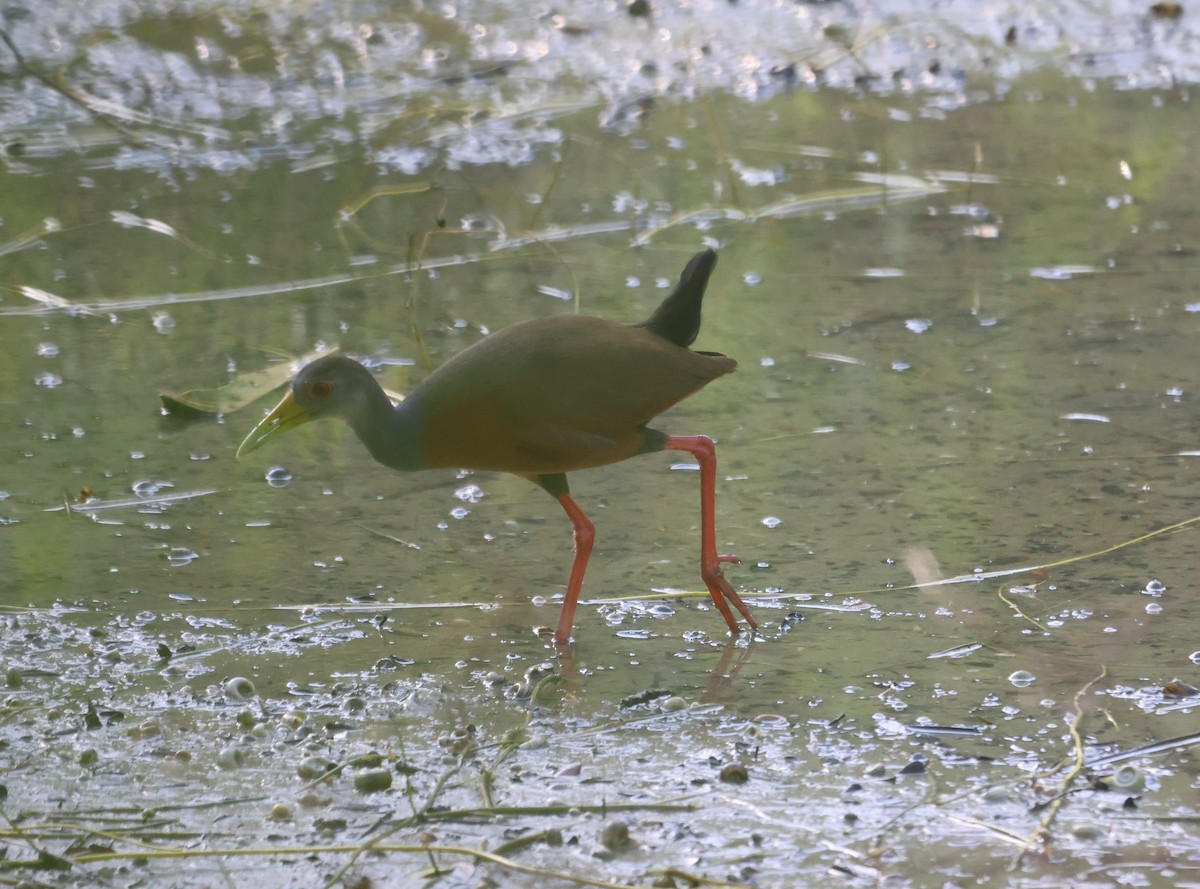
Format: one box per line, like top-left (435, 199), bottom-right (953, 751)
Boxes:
top-left (637, 249), bottom-right (717, 348)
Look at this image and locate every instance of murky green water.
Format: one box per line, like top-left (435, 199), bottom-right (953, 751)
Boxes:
top-left (2, 5), bottom-right (1200, 887)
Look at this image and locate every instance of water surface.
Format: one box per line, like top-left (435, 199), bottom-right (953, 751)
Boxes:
top-left (2, 6), bottom-right (1199, 887)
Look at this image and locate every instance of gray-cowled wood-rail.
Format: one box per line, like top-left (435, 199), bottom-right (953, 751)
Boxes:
top-left (237, 249), bottom-right (756, 645)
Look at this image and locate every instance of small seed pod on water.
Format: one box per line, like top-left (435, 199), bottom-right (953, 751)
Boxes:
top-left (601, 820), bottom-right (632, 851)
top-left (354, 768), bottom-right (393, 793)
top-left (224, 676), bottom-right (256, 701)
top-left (217, 745), bottom-right (245, 770)
top-left (1098, 765), bottom-right (1146, 794)
top-left (297, 756), bottom-right (337, 781)
top-left (720, 762), bottom-right (749, 784)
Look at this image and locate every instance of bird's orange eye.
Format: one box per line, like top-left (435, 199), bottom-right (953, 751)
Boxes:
top-left (308, 380), bottom-right (333, 399)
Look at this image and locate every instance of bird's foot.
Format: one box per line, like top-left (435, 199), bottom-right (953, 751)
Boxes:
top-left (700, 557), bottom-right (758, 636)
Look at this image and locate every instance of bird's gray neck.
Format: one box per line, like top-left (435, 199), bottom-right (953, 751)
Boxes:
top-left (350, 392), bottom-right (427, 472)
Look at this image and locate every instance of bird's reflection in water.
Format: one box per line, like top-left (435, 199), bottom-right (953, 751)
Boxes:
top-left (701, 638), bottom-right (757, 703)
top-left (539, 632), bottom-right (757, 704)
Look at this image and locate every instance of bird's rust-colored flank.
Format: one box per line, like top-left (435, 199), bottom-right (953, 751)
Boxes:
top-left (238, 249), bottom-right (756, 646)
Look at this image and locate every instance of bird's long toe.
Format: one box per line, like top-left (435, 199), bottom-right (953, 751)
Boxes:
top-left (700, 562), bottom-right (757, 634)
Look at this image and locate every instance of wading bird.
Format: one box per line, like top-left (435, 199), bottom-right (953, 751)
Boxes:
top-left (238, 250), bottom-right (756, 645)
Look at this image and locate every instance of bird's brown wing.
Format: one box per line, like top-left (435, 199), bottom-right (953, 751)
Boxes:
top-left (415, 316), bottom-right (734, 474)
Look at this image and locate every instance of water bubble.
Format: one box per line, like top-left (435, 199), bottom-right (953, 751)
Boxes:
top-left (34, 372), bottom-right (62, 388)
top-left (167, 547), bottom-right (199, 567)
top-left (152, 312), bottom-right (175, 334)
top-left (1030, 264), bottom-right (1097, 280)
top-left (615, 628), bottom-right (651, 640)
top-left (132, 480), bottom-right (174, 497)
top-left (904, 318), bottom-right (932, 333)
top-left (265, 466), bottom-right (292, 487)
top-left (1008, 670), bottom-right (1036, 688)
top-left (36, 342), bottom-right (60, 357)
top-left (1142, 579), bottom-right (1165, 597)
top-left (449, 506), bottom-right (469, 520)
top-left (612, 191), bottom-right (646, 214)
top-left (964, 223), bottom-right (1001, 239)
top-left (761, 516), bottom-right (781, 528)
top-left (760, 357), bottom-right (775, 367)
top-left (742, 272), bottom-right (761, 286)
top-left (454, 484), bottom-right (485, 503)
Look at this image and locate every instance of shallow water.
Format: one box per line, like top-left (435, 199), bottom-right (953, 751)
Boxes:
top-left (2, 5), bottom-right (1200, 888)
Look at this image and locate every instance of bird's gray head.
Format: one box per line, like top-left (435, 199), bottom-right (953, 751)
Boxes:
top-left (289, 354), bottom-right (382, 423)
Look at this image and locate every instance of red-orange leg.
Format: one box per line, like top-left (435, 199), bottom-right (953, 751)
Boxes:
top-left (553, 493), bottom-right (595, 646)
top-left (665, 435), bottom-right (757, 636)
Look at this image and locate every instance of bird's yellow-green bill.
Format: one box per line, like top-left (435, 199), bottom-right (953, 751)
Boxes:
top-left (236, 390), bottom-right (311, 458)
